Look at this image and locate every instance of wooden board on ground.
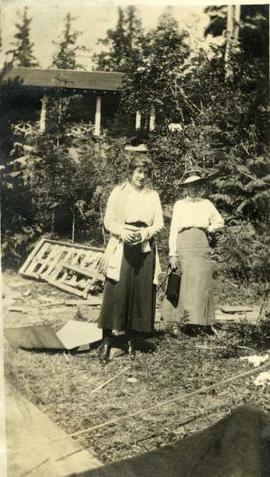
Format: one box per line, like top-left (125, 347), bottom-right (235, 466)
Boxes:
top-left (7, 295), bottom-right (102, 312)
top-left (5, 325), bottom-right (65, 350)
top-left (5, 382), bottom-right (102, 477)
top-left (5, 321), bottom-right (102, 350)
top-left (216, 306), bottom-right (260, 324)
top-left (19, 238), bottom-right (104, 299)
top-left (56, 321), bottom-right (102, 350)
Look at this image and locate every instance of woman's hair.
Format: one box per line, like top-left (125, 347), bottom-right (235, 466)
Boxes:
top-left (128, 155), bottom-right (154, 179)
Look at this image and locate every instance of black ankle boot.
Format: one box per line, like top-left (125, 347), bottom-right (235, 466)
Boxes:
top-left (99, 339), bottom-right (111, 364)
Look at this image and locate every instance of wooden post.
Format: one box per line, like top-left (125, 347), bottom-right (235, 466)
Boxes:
top-left (40, 95), bottom-right (48, 132)
top-left (149, 105), bottom-right (155, 131)
top-left (135, 111), bottom-right (141, 130)
top-left (224, 5), bottom-right (234, 78)
top-left (234, 5), bottom-right (241, 41)
top-left (225, 5), bottom-right (241, 79)
top-left (94, 95), bottom-right (102, 136)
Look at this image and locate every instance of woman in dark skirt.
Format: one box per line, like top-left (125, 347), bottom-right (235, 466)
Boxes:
top-left (98, 156), bottom-right (164, 363)
top-left (162, 170), bottom-right (224, 335)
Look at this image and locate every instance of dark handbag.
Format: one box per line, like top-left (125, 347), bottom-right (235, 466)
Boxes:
top-left (165, 270), bottom-right (181, 302)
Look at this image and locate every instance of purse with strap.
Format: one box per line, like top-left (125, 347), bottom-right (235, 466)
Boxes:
top-left (165, 270), bottom-right (181, 303)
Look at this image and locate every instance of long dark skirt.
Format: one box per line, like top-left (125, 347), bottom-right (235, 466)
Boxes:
top-left (162, 228), bottom-right (215, 326)
top-left (98, 239), bottom-right (156, 333)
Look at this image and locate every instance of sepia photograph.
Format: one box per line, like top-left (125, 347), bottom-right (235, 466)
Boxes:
top-left (0, 0), bottom-right (269, 475)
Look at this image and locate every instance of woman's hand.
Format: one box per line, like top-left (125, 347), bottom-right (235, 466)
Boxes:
top-left (138, 228), bottom-right (149, 243)
top-left (129, 231), bottom-right (142, 245)
top-left (170, 256), bottom-right (179, 270)
top-left (120, 228), bottom-right (138, 244)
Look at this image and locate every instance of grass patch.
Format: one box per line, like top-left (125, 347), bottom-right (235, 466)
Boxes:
top-left (3, 270), bottom-right (270, 464)
top-left (5, 328), bottom-right (270, 464)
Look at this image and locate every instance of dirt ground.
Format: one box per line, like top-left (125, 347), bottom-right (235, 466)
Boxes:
top-left (3, 270), bottom-right (270, 464)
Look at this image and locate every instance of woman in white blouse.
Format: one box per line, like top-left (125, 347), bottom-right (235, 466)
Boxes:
top-left (162, 170), bottom-right (224, 333)
top-left (98, 155), bottom-right (164, 363)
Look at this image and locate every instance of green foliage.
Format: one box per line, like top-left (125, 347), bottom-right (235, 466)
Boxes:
top-left (204, 5), bottom-right (269, 82)
top-left (6, 7), bottom-right (39, 67)
top-left (142, 5), bottom-right (269, 281)
top-left (147, 131), bottom-right (189, 204)
top-left (94, 6), bottom-right (190, 123)
top-left (214, 222), bottom-right (269, 282)
top-left (205, 4), bottom-right (269, 53)
top-left (1, 133), bottom-right (41, 267)
top-left (93, 6), bottom-right (143, 72)
top-left (1, 225), bottom-right (41, 268)
top-left (2, 5), bottom-right (269, 285)
top-left (122, 7), bottom-right (190, 120)
top-left (45, 93), bottom-right (73, 145)
top-left (52, 13), bottom-right (87, 70)
top-left (29, 120), bottom-right (99, 242)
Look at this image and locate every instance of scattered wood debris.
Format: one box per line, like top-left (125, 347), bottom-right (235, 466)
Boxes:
top-left (240, 353), bottom-right (270, 367)
top-left (91, 366), bottom-right (131, 394)
top-left (216, 305), bottom-right (261, 324)
top-left (254, 371), bottom-right (270, 386)
top-left (19, 237), bottom-right (104, 299)
top-left (7, 296), bottom-right (102, 313)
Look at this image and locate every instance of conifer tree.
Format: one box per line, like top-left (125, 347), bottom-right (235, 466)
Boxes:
top-left (52, 13), bottom-right (86, 70)
top-left (7, 7), bottom-right (39, 67)
top-left (93, 6), bottom-right (143, 71)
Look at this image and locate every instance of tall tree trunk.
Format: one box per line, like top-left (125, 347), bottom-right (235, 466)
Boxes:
top-left (225, 5), bottom-right (241, 79)
top-left (224, 5), bottom-right (234, 79)
top-left (234, 5), bottom-right (241, 40)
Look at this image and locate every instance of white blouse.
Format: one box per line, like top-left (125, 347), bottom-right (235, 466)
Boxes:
top-left (104, 183), bottom-right (164, 239)
top-left (169, 197), bottom-right (224, 256)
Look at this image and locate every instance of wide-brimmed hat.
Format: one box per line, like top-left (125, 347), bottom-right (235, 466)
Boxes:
top-left (125, 144), bottom-right (148, 152)
top-left (180, 169), bottom-right (217, 187)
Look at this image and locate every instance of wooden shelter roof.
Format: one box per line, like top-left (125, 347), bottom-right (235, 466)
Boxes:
top-left (2, 67), bottom-right (123, 91)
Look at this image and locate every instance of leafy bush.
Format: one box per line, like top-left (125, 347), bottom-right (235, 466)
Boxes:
top-left (2, 226), bottom-right (41, 268)
top-left (214, 222), bottom-right (269, 283)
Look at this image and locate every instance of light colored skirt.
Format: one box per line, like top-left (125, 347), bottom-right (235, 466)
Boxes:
top-left (161, 228), bottom-right (215, 326)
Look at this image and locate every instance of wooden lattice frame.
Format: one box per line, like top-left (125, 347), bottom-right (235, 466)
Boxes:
top-left (19, 238), bottom-right (104, 299)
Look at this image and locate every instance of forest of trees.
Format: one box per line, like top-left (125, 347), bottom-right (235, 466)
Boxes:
top-left (1, 5), bottom-right (269, 286)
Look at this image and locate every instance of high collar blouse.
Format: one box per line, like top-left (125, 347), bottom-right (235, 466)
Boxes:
top-left (169, 196), bottom-right (224, 256)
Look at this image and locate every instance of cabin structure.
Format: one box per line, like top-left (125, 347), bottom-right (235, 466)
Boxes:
top-left (2, 67), bottom-right (156, 136)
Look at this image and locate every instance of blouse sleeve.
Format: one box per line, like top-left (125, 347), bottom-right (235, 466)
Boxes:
top-left (169, 202), bottom-right (180, 256)
top-left (103, 187), bottom-right (125, 237)
top-left (146, 191), bottom-right (164, 239)
top-left (207, 201), bottom-right (224, 233)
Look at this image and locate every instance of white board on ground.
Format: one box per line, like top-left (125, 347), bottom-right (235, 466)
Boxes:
top-left (56, 320), bottom-right (102, 350)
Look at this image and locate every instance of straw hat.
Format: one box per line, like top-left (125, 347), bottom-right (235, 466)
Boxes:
top-left (124, 144), bottom-right (148, 152)
top-left (180, 169), bottom-right (217, 187)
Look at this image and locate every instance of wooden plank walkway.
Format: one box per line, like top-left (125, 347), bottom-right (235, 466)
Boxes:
top-left (5, 383), bottom-right (102, 477)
